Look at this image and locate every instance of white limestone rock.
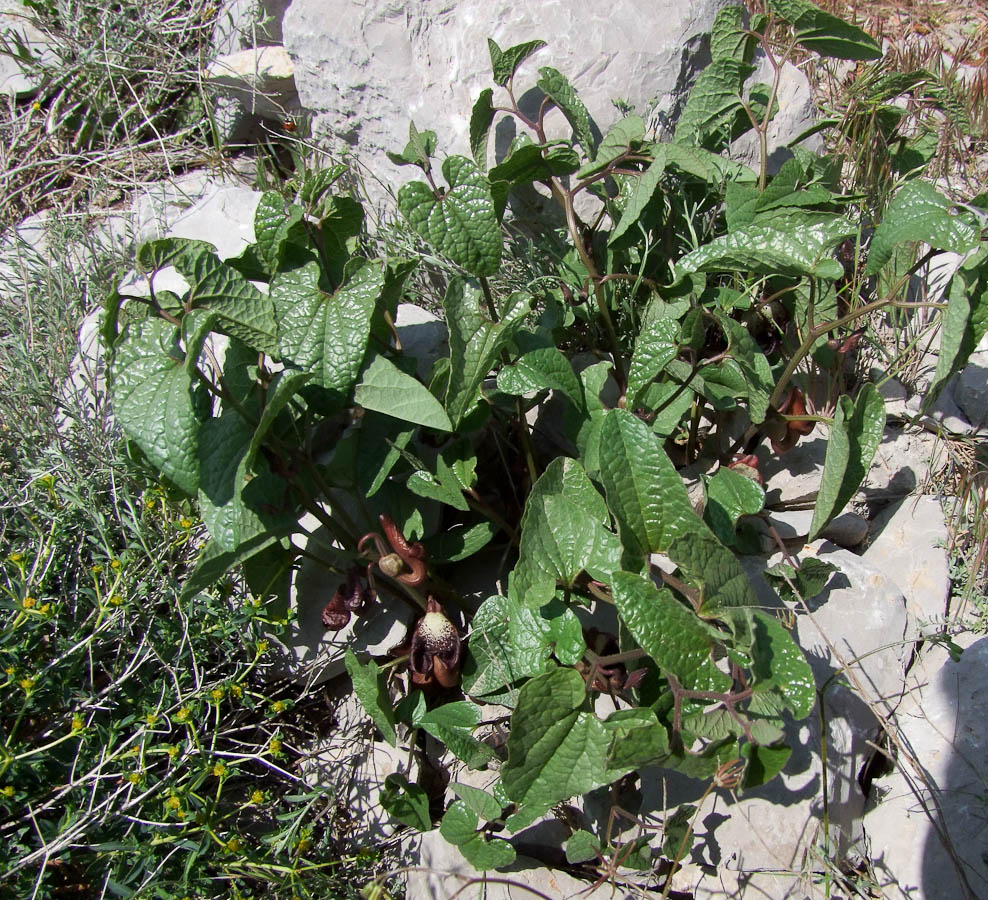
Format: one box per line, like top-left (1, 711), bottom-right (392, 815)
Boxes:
top-left (862, 634), bottom-right (988, 900)
top-left (206, 44), bottom-right (299, 122)
top-left (282, 0), bottom-right (735, 207)
top-left (394, 303), bottom-right (449, 381)
top-left (0, 1), bottom-right (52, 97)
top-left (863, 495), bottom-right (951, 626)
top-left (954, 353), bottom-right (988, 430)
top-left (211, 0), bottom-right (291, 57)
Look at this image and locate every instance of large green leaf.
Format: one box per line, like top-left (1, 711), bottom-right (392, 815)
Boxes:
top-left (536, 67), bottom-right (596, 158)
top-left (750, 611), bottom-right (815, 718)
top-left (416, 702), bottom-right (495, 769)
top-left (354, 354), bottom-right (453, 431)
top-left (440, 801), bottom-right (516, 869)
top-left (710, 4), bottom-right (753, 63)
top-left (501, 668), bottom-right (611, 816)
top-left (511, 457), bottom-right (622, 608)
top-left (110, 318), bottom-right (207, 496)
top-left (597, 409), bottom-right (699, 563)
top-left (627, 310), bottom-right (679, 406)
top-left (462, 595), bottom-right (584, 703)
top-left (674, 58), bottom-right (754, 148)
top-left (611, 571), bottom-right (732, 693)
top-left (676, 214), bottom-right (856, 280)
top-left (716, 313), bottom-right (774, 423)
top-left (488, 140), bottom-right (580, 185)
top-left (496, 347), bottom-right (583, 404)
top-left (397, 156), bottom-right (503, 277)
top-left (704, 466), bottom-right (765, 546)
top-left (577, 115), bottom-right (645, 178)
top-left (381, 774), bottom-right (431, 832)
top-left (769, 0), bottom-right (882, 60)
top-left (253, 190), bottom-right (307, 274)
top-left (443, 278), bottom-right (530, 428)
top-left (867, 181), bottom-right (980, 275)
top-left (469, 88), bottom-right (495, 170)
top-left (273, 260), bottom-right (383, 407)
top-left (809, 383), bottom-right (886, 540)
top-left (928, 244), bottom-right (988, 401)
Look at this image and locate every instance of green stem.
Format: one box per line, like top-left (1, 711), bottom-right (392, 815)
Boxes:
top-left (480, 276), bottom-right (500, 322)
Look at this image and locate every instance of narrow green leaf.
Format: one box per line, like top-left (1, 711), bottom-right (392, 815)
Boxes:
top-left (609, 150), bottom-right (667, 245)
top-left (809, 383), bottom-right (886, 540)
top-left (867, 181), bottom-right (980, 275)
top-left (677, 215), bottom-right (856, 280)
top-left (110, 318), bottom-right (207, 496)
top-left (397, 156), bottom-right (503, 276)
top-left (355, 354), bottom-right (453, 431)
top-left (488, 38), bottom-right (546, 87)
top-left (444, 278), bottom-right (530, 428)
top-left (764, 557), bottom-right (838, 605)
top-left (469, 88), bottom-right (495, 171)
top-left (501, 668), bottom-right (611, 816)
top-left (418, 702), bottom-right (495, 769)
top-left (179, 533), bottom-right (277, 602)
top-left (577, 115), bottom-right (645, 178)
top-left (345, 649), bottom-right (397, 746)
top-left (628, 312), bottom-right (679, 406)
top-left (928, 244), bottom-right (988, 401)
top-left (611, 571), bottom-right (732, 693)
top-left (536, 66), bottom-right (596, 158)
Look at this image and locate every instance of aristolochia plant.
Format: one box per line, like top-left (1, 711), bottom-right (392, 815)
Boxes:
top-left (104, 0), bottom-right (987, 877)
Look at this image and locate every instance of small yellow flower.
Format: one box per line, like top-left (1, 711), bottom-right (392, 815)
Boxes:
top-left (20, 677), bottom-right (35, 692)
top-left (180, 518), bottom-right (194, 529)
top-left (31, 101), bottom-right (40, 112)
top-left (268, 738), bottom-right (282, 755)
top-left (9, 552), bottom-right (23, 563)
top-left (108, 595), bottom-right (124, 606)
top-left (257, 640), bottom-right (269, 655)
top-left (226, 835), bottom-right (244, 853)
top-left (71, 714), bottom-right (85, 732)
top-left (40, 474), bottom-right (55, 489)
top-left (146, 712), bottom-right (159, 726)
top-left (39, 603), bottom-right (51, 615)
top-left (175, 706), bottom-right (192, 723)
top-left (166, 745), bottom-right (181, 760)
top-left (212, 762), bottom-right (227, 778)
top-left (166, 795), bottom-right (182, 810)
top-left (250, 789), bottom-right (265, 804)
top-left (4, 666), bottom-right (14, 677)
top-left (145, 498), bottom-right (156, 510)
top-left (126, 772), bottom-right (142, 785)
top-left (23, 597), bottom-right (36, 609)
top-left (1, 786), bottom-right (14, 797)
top-left (91, 565), bottom-right (103, 575)
top-left (211, 687), bottom-right (225, 702)
top-left (271, 700), bottom-right (287, 714)
top-left (110, 559), bottom-right (122, 571)
top-left (230, 684), bottom-right (243, 699)
top-left (296, 837), bottom-right (312, 853)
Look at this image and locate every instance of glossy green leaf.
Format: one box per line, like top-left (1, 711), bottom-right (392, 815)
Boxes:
top-left (610, 151), bottom-right (667, 245)
top-left (667, 529), bottom-right (760, 612)
top-left (536, 66), bottom-right (596, 158)
top-left (611, 571), bottom-right (732, 693)
top-left (440, 801), bottom-right (516, 869)
top-left (488, 38), bottom-right (546, 86)
top-left (809, 383), bottom-right (886, 540)
top-left (602, 708), bottom-right (671, 777)
top-left (497, 347), bottom-right (582, 404)
top-left (254, 190), bottom-right (306, 273)
top-left (273, 260), bottom-right (383, 406)
top-left (711, 5), bottom-right (751, 62)
top-left (397, 156), bottom-right (503, 277)
top-left (577, 115), bottom-right (645, 178)
top-left (628, 311), bottom-right (679, 406)
top-left (764, 557), bottom-right (838, 605)
top-left (742, 742), bottom-right (792, 788)
top-left (345, 649), bottom-right (397, 746)
top-left (769, 0), bottom-right (882, 60)
top-left (387, 122), bottom-right (438, 168)
top-left (677, 215), bottom-right (856, 280)
top-left (704, 466), bottom-right (765, 546)
top-left (425, 520), bottom-right (499, 562)
top-left (750, 611), bottom-right (815, 718)
top-left (469, 88), bottom-right (495, 170)
top-left (110, 318), bottom-right (207, 496)
top-left (928, 244), bottom-right (988, 401)
top-left (248, 370), bottom-right (313, 463)
top-left (566, 830), bottom-right (601, 864)
top-left (512, 457), bottom-right (622, 607)
top-left (674, 58), bottom-right (754, 148)
top-left (354, 354), bottom-right (453, 431)
top-left (462, 594), bottom-right (584, 702)
top-left (867, 181), bottom-right (980, 275)
top-left (381, 774), bottom-right (431, 831)
top-left (597, 409), bottom-right (698, 563)
top-left (444, 278), bottom-right (530, 428)
top-left (501, 668), bottom-right (611, 816)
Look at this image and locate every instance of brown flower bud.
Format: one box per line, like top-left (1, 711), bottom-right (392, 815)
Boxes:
top-left (378, 553), bottom-right (405, 578)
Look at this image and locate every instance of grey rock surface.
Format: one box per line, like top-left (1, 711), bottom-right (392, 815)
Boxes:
top-left (282, 0), bottom-right (733, 206)
top-left (207, 45), bottom-right (299, 121)
top-left (862, 634), bottom-right (988, 900)
top-left (955, 353), bottom-right (988, 430)
top-left (863, 495), bottom-right (951, 626)
top-left (211, 0), bottom-right (291, 57)
top-left (0, 1), bottom-right (51, 96)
